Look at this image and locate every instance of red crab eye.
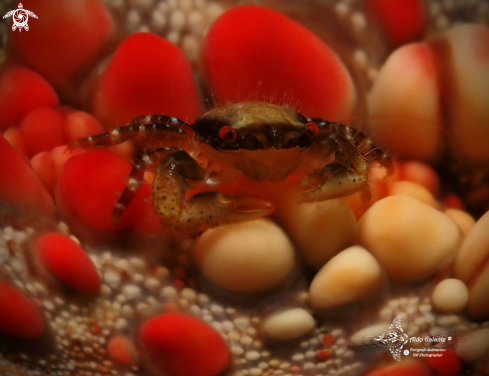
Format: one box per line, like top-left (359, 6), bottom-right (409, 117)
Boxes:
top-left (305, 121), bottom-right (319, 139)
top-left (219, 126), bottom-right (238, 143)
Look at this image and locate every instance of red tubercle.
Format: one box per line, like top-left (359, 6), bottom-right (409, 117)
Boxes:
top-left (0, 66), bottom-right (58, 131)
top-left (202, 5), bottom-right (356, 120)
top-left (90, 32), bottom-right (201, 131)
top-left (0, 281), bottom-right (45, 338)
top-left (18, 107), bottom-right (64, 158)
top-left (10, 0), bottom-right (116, 96)
top-left (58, 106), bottom-right (105, 144)
top-left (173, 279), bottom-right (186, 289)
top-left (30, 146), bottom-right (85, 196)
top-left (364, 360), bottom-right (432, 376)
top-left (2, 126), bottom-right (29, 156)
top-left (421, 349), bottom-right (461, 376)
top-left (0, 134), bottom-right (56, 227)
top-left (35, 232), bottom-right (101, 293)
top-left (54, 150), bottom-right (166, 243)
top-left (322, 334), bottom-right (334, 347)
top-left (140, 313), bottom-right (231, 376)
top-left (365, 0), bottom-right (426, 46)
top-left (442, 193), bottom-right (464, 210)
top-left (396, 160), bottom-right (440, 196)
top-left (107, 336), bottom-right (136, 365)
top-left (316, 349), bottom-right (331, 361)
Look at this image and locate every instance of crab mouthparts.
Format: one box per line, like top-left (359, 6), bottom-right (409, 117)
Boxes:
top-left (250, 130), bottom-right (304, 149)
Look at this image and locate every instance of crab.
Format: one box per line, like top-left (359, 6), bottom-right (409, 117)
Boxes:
top-left (71, 101), bottom-right (392, 231)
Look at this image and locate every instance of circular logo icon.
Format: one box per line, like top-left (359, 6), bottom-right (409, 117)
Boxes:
top-left (403, 349), bottom-right (410, 356)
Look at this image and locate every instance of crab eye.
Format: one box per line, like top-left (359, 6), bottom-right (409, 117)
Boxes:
top-left (305, 121), bottom-right (319, 139)
top-left (219, 126), bottom-right (238, 143)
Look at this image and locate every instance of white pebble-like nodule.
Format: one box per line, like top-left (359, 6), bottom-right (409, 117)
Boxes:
top-left (192, 219), bottom-right (295, 293)
top-left (456, 328), bottom-right (489, 362)
top-left (454, 210), bottom-right (489, 282)
top-left (387, 181), bottom-right (438, 208)
top-left (358, 195), bottom-right (462, 282)
top-left (309, 246), bottom-right (383, 310)
top-left (444, 208), bottom-right (475, 236)
top-left (350, 323), bottom-right (390, 345)
top-left (262, 308), bottom-right (315, 341)
top-left (431, 278), bottom-right (469, 313)
top-left (279, 199), bottom-right (356, 269)
top-left (454, 210), bottom-right (489, 320)
top-left (122, 285), bottom-right (142, 300)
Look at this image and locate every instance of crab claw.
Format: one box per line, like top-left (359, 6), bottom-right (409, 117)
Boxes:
top-left (154, 191), bottom-right (274, 232)
top-left (220, 194), bottom-right (274, 214)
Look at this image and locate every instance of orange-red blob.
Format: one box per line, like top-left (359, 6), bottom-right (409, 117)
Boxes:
top-left (107, 336), bottom-right (135, 365)
top-left (0, 134), bottom-right (56, 226)
top-left (203, 5), bottom-right (356, 120)
top-left (422, 349), bottom-right (461, 376)
top-left (54, 150), bottom-right (165, 240)
top-left (35, 233), bottom-right (101, 293)
top-left (141, 313), bottom-right (230, 376)
top-left (59, 107), bottom-right (105, 144)
top-left (0, 66), bottom-right (58, 130)
top-left (366, 0), bottom-right (426, 46)
top-left (0, 281), bottom-right (44, 338)
top-left (397, 160), bottom-right (439, 196)
top-left (364, 360), bottom-right (432, 376)
top-left (19, 107), bottom-right (64, 157)
top-left (11, 0), bottom-right (115, 93)
top-left (91, 32), bottom-right (201, 131)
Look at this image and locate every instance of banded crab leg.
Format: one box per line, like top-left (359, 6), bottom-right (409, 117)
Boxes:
top-left (68, 115), bottom-right (194, 150)
top-left (298, 121), bottom-right (392, 203)
top-left (151, 149), bottom-right (274, 231)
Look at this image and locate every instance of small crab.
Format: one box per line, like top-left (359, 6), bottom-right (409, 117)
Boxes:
top-left (71, 102), bottom-right (392, 231)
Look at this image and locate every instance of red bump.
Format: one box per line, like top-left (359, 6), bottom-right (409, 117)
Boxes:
top-left (316, 349), bottom-right (331, 361)
top-left (422, 349), bottom-right (461, 376)
top-left (365, 0), bottom-right (426, 46)
top-left (54, 150), bottom-right (164, 240)
top-left (398, 160), bottom-right (439, 196)
top-left (442, 193), bottom-right (464, 210)
top-left (322, 334), bottom-right (334, 347)
top-left (30, 151), bottom-right (57, 195)
top-left (91, 32), bottom-right (200, 131)
top-left (31, 146), bottom-right (85, 195)
top-left (203, 5), bottom-right (355, 119)
top-left (59, 107), bottom-right (105, 144)
top-left (3, 126), bottom-right (29, 156)
top-left (19, 107), bottom-right (64, 157)
top-left (0, 66), bottom-right (58, 130)
top-left (35, 232), bottom-right (101, 293)
top-left (141, 313), bottom-right (230, 376)
top-left (364, 360), bottom-right (432, 376)
top-left (10, 0), bottom-right (115, 93)
top-left (0, 281), bottom-right (44, 338)
top-left (0, 134), bottom-right (56, 226)
top-left (107, 336), bottom-right (136, 365)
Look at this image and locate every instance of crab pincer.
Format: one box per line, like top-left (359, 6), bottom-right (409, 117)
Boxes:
top-left (151, 150), bottom-right (274, 231)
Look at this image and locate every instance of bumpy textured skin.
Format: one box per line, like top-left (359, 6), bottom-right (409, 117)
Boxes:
top-left (71, 102), bottom-right (392, 231)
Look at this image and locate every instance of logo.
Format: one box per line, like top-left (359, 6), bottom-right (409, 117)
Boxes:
top-left (3, 3), bottom-right (38, 32)
top-left (374, 316), bottom-right (409, 361)
top-left (373, 316), bottom-right (453, 361)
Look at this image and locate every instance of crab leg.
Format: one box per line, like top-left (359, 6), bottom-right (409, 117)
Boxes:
top-left (152, 150), bottom-right (274, 231)
top-left (110, 147), bottom-right (180, 224)
top-left (68, 115), bottom-right (194, 150)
